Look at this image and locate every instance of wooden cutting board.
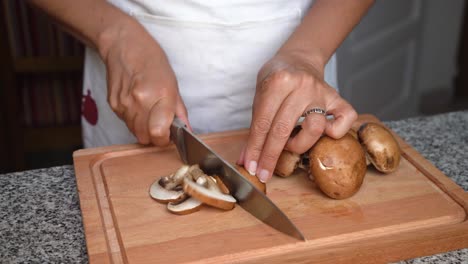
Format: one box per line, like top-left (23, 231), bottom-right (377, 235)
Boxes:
top-left (73, 115), bottom-right (468, 263)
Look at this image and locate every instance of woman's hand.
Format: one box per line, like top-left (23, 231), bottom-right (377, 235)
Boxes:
top-left (101, 23), bottom-right (190, 146)
top-left (239, 52), bottom-right (357, 183)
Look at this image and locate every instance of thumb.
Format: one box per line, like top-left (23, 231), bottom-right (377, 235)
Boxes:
top-left (174, 96), bottom-right (192, 131)
top-left (148, 97), bottom-right (176, 147)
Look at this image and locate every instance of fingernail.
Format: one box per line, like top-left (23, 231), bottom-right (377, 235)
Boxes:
top-left (258, 169), bottom-right (270, 183)
top-left (247, 160), bottom-right (257, 176)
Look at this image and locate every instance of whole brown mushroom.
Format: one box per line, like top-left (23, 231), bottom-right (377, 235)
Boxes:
top-left (358, 122), bottom-right (401, 173)
top-left (308, 134), bottom-right (367, 199)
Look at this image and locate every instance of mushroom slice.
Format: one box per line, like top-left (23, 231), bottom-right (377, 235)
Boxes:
top-left (167, 195), bottom-right (203, 215)
top-left (183, 177), bottom-right (236, 210)
top-left (188, 164), bottom-right (205, 181)
top-left (213, 175), bottom-right (230, 195)
top-left (274, 150), bottom-right (301, 177)
top-left (159, 165), bottom-right (190, 190)
top-left (150, 178), bottom-right (185, 203)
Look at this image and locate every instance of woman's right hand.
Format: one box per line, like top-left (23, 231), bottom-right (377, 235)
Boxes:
top-left (100, 21), bottom-right (190, 147)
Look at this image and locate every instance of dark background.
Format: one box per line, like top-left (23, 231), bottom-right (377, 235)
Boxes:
top-left (1, 0), bottom-right (468, 173)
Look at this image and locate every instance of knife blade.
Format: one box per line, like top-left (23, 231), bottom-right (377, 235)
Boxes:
top-left (170, 117), bottom-right (305, 241)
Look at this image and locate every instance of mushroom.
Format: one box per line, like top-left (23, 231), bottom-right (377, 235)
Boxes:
top-left (358, 122), bottom-right (401, 173)
top-left (183, 176), bottom-right (236, 210)
top-left (235, 165), bottom-right (266, 194)
top-left (213, 175), bottom-right (230, 194)
top-left (158, 165), bottom-right (190, 189)
top-left (308, 133), bottom-right (367, 199)
top-left (150, 175), bottom-right (186, 203)
top-left (274, 150), bottom-right (301, 177)
top-left (167, 195), bottom-right (203, 215)
top-left (187, 164), bottom-right (205, 181)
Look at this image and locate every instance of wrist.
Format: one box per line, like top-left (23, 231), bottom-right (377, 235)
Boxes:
top-left (276, 48), bottom-right (327, 75)
top-left (96, 17), bottom-right (141, 62)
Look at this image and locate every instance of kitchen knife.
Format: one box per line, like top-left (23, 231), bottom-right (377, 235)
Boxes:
top-left (170, 117), bottom-right (305, 241)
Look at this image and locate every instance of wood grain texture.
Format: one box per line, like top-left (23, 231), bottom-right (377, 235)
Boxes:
top-left (73, 115), bottom-right (468, 263)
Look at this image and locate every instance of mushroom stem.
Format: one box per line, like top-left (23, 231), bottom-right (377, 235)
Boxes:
top-left (159, 165), bottom-right (190, 189)
top-left (274, 150), bottom-right (301, 177)
top-left (188, 164), bottom-right (205, 181)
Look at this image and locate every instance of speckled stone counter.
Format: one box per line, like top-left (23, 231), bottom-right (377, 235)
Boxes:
top-left (1, 111), bottom-right (467, 263)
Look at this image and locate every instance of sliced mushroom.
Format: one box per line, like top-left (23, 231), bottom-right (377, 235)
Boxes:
top-left (358, 122), bottom-right (401, 173)
top-left (158, 165), bottom-right (190, 189)
top-left (167, 195), bottom-right (203, 215)
top-left (309, 134), bottom-right (367, 199)
top-left (274, 150), bottom-right (301, 177)
top-left (235, 165), bottom-right (266, 194)
top-left (213, 175), bottom-right (230, 195)
top-left (150, 178), bottom-right (185, 203)
top-left (188, 164), bottom-right (205, 181)
top-left (183, 177), bottom-right (236, 210)
top-left (204, 175), bottom-right (223, 193)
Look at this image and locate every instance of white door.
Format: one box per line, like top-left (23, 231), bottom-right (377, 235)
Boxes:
top-left (337, 0), bottom-right (424, 120)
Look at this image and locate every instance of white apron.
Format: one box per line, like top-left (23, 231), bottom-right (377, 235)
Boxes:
top-left (81, 0), bottom-right (338, 148)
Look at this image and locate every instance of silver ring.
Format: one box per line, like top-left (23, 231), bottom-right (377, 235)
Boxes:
top-left (302, 107), bottom-right (327, 117)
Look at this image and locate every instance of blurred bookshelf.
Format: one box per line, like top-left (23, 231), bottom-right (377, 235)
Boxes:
top-left (1, 0), bottom-right (84, 173)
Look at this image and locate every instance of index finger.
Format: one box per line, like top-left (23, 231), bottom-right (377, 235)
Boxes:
top-left (243, 72), bottom-right (295, 176)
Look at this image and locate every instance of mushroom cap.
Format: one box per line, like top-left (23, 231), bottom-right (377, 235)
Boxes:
top-left (274, 150), bottom-right (301, 178)
top-left (358, 122), bottom-right (401, 173)
top-left (308, 134), bottom-right (367, 199)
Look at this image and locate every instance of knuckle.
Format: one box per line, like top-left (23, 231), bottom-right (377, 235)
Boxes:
top-left (247, 143), bottom-right (264, 159)
top-left (253, 117), bottom-right (272, 135)
top-left (131, 86), bottom-right (148, 103)
top-left (261, 70), bottom-right (290, 91)
top-left (270, 70), bottom-right (291, 84)
top-left (120, 94), bottom-right (131, 109)
top-left (300, 72), bottom-right (321, 87)
top-left (107, 96), bottom-right (119, 112)
top-left (149, 126), bottom-right (167, 139)
top-left (272, 120), bottom-right (292, 139)
top-left (305, 123), bottom-right (324, 136)
top-left (261, 152), bottom-right (279, 165)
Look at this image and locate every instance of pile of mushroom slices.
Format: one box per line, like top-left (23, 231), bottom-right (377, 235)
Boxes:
top-left (150, 164), bottom-right (266, 215)
top-left (273, 122), bottom-right (401, 200)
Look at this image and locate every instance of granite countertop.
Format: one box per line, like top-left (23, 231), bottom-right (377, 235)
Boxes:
top-left (1, 111), bottom-right (467, 263)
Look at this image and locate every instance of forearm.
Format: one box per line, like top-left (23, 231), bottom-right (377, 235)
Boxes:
top-left (27, 0), bottom-right (141, 60)
top-left (279, 0), bottom-right (374, 71)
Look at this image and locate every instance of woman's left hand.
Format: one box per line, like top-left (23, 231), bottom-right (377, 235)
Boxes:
top-left (239, 52), bottom-right (358, 183)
